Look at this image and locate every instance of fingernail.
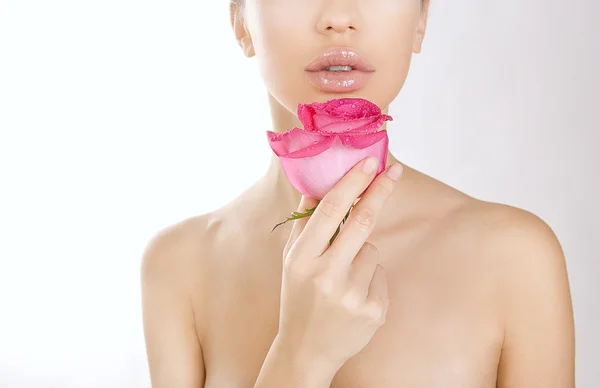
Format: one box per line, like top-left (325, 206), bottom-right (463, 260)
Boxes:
top-left (386, 163), bottom-right (403, 181)
top-left (362, 157), bottom-right (378, 174)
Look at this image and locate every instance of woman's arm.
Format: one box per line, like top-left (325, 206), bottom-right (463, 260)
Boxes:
top-left (141, 228), bottom-right (205, 388)
top-left (496, 210), bottom-right (575, 388)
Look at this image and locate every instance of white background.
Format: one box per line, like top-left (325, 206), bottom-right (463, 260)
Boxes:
top-left (0, 0), bottom-right (598, 387)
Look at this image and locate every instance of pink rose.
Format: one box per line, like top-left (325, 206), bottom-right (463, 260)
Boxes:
top-left (267, 98), bottom-right (392, 200)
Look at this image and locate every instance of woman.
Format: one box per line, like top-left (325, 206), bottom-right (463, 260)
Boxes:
top-left (141, 0), bottom-right (575, 387)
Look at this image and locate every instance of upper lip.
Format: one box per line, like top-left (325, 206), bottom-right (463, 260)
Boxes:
top-left (305, 47), bottom-right (375, 72)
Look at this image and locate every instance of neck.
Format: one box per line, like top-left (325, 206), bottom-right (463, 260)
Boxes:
top-left (260, 93), bottom-right (401, 211)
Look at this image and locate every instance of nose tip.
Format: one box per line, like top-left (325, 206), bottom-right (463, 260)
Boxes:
top-left (317, 16), bottom-right (357, 34)
top-left (326, 24), bottom-right (356, 33)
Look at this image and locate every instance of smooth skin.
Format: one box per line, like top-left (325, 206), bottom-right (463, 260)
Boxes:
top-left (141, 0), bottom-right (575, 387)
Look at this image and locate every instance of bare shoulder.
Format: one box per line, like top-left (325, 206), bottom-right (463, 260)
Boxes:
top-left (140, 212), bottom-right (230, 387)
top-left (391, 168), bottom-right (567, 274)
top-left (402, 170), bottom-right (574, 385)
top-left (450, 199), bottom-right (566, 264)
top-left (446, 198), bottom-right (574, 386)
top-left (414, 170), bottom-right (566, 263)
top-left (139, 194), bottom-right (270, 298)
top-left (141, 215), bottom-right (211, 276)
top-left (140, 213), bottom-right (224, 288)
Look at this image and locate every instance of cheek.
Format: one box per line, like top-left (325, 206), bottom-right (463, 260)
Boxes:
top-left (250, 5), bottom-right (320, 108)
top-left (366, 2), bottom-right (420, 56)
top-left (368, 9), bottom-right (420, 101)
top-left (249, 0), bottom-right (311, 53)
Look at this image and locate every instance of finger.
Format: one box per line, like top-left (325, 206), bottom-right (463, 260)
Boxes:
top-left (295, 156), bottom-right (380, 258)
top-left (348, 242), bottom-right (379, 298)
top-left (283, 195), bottom-right (320, 259)
top-left (366, 264), bottom-right (389, 322)
top-left (326, 163), bottom-right (403, 265)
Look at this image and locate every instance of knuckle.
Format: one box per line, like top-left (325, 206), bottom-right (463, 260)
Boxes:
top-left (360, 242), bottom-right (379, 258)
top-left (284, 255), bottom-right (311, 278)
top-left (282, 245), bottom-right (292, 261)
top-left (375, 177), bottom-right (396, 196)
top-left (341, 290), bottom-right (363, 311)
top-left (354, 254), bottom-right (378, 273)
top-left (282, 259), bottom-right (297, 276)
top-left (366, 301), bottom-right (387, 324)
top-left (282, 256), bottom-right (295, 273)
top-left (375, 263), bottom-right (387, 278)
top-left (318, 197), bottom-right (345, 220)
top-left (283, 246), bottom-right (299, 269)
top-left (313, 273), bottom-right (336, 296)
top-left (348, 207), bottom-right (376, 231)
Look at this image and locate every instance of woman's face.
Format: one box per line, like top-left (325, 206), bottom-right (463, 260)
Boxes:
top-left (232, 0), bottom-right (428, 112)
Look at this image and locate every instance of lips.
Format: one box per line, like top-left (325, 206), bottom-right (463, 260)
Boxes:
top-left (305, 48), bottom-right (375, 72)
top-left (305, 48), bottom-right (375, 93)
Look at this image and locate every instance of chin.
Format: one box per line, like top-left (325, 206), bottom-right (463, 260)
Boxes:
top-left (269, 81), bottom-right (399, 116)
top-left (305, 87), bottom-right (392, 106)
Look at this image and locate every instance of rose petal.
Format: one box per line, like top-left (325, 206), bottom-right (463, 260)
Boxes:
top-left (339, 130), bottom-right (389, 149)
top-left (266, 128), bottom-right (332, 157)
top-left (301, 98), bottom-right (382, 122)
top-left (297, 104), bottom-right (318, 132)
top-left (283, 135), bottom-right (337, 159)
top-left (311, 113), bottom-right (340, 129)
top-left (345, 115), bottom-right (393, 134)
top-left (279, 134), bottom-right (388, 200)
top-left (317, 116), bottom-right (382, 134)
top-left (297, 98), bottom-right (392, 134)
top-left (325, 98), bottom-right (382, 118)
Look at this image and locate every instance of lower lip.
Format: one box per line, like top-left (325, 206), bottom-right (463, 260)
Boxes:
top-left (305, 70), bottom-right (374, 93)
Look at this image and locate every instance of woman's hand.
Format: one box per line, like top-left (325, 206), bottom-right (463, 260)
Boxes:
top-left (276, 156), bottom-right (404, 374)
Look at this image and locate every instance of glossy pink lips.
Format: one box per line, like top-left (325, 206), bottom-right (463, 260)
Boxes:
top-left (305, 70), bottom-right (373, 93)
top-left (305, 48), bottom-right (375, 94)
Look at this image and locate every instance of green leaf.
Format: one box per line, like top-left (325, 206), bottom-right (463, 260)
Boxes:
top-left (271, 207), bottom-right (317, 232)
